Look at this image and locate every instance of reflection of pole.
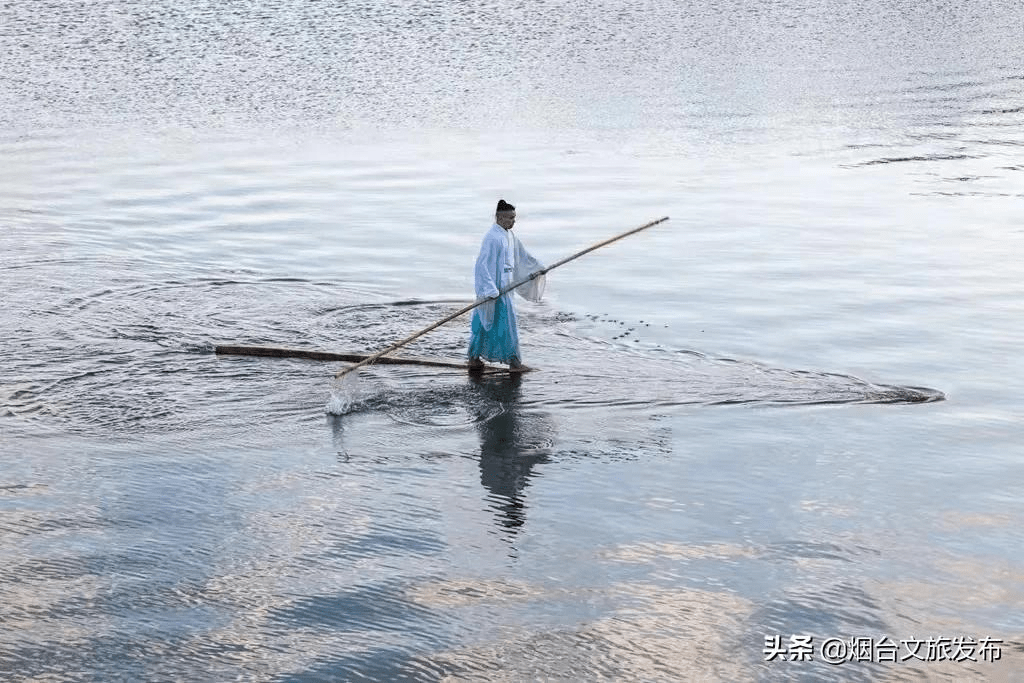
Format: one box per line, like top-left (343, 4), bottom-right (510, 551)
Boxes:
top-left (334, 216), bottom-right (670, 378)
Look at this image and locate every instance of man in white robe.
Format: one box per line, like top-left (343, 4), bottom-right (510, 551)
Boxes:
top-left (468, 199), bottom-right (546, 372)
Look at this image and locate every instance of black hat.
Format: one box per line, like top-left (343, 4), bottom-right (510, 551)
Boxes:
top-left (496, 199), bottom-right (515, 213)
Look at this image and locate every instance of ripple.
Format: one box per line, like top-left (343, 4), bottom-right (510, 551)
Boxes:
top-left (1, 267), bottom-right (947, 439)
top-left (388, 403), bottom-right (484, 428)
top-left (848, 153), bottom-right (983, 167)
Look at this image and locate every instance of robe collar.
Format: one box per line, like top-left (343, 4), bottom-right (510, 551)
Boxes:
top-left (491, 222), bottom-right (517, 244)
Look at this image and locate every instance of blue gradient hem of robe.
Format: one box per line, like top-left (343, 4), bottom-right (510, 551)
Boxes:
top-left (468, 223), bottom-right (545, 364)
top-left (468, 295), bottom-right (521, 363)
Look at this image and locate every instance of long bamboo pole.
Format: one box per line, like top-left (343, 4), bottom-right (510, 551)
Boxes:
top-left (334, 216), bottom-right (669, 379)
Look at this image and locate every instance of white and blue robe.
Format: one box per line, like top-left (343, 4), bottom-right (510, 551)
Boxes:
top-left (468, 223), bottom-right (546, 364)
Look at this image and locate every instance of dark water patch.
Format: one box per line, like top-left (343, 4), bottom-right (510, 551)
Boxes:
top-left (0, 631), bottom-right (224, 683)
top-left (939, 175), bottom-right (992, 183)
top-left (763, 540), bottom-right (879, 564)
top-left (845, 153), bottom-right (982, 168)
top-left (903, 77), bottom-right (991, 94)
top-left (911, 191), bottom-right (1024, 198)
top-left (759, 583), bottom-right (890, 638)
top-left (978, 105), bottom-right (1024, 115)
top-left (322, 528), bottom-right (447, 563)
top-left (0, 382), bottom-right (57, 419)
top-left (5, 548), bottom-right (175, 588)
top-left (538, 347), bottom-right (944, 410)
top-left (276, 647), bottom-right (447, 683)
top-left (32, 575), bottom-right (220, 624)
top-left (268, 580), bottom-right (443, 638)
top-left (0, 511), bottom-right (133, 539)
top-left (703, 381), bottom-right (944, 407)
top-left (0, 483), bottom-right (46, 494)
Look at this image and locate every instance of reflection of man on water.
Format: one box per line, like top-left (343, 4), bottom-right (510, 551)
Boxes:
top-left (472, 374), bottom-right (551, 535)
top-left (468, 199), bottom-right (546, 373)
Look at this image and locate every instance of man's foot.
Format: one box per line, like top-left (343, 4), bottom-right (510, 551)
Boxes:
top-left (467, 358), bottom-right (485, 373)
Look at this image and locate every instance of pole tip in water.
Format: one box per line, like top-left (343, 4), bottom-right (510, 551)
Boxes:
top-left (326, 371), bottom-right (364, 415)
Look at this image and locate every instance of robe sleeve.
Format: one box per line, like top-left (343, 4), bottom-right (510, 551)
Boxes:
top-left (473, 231), bottom-right (501, 330)
top-left (512, 236), bottom-right (546, 302)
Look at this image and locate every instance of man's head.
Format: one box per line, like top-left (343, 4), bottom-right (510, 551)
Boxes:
top-left (495, 199), bottom-right (516, 230)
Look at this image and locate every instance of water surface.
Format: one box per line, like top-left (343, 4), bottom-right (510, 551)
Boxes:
top-left (2, 0), bottom-right (1024, 680)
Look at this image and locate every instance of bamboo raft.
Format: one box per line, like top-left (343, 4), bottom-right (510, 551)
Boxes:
top-left (214, 345), bottom-right (515, 372)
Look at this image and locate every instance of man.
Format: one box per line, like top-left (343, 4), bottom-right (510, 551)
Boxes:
top-left (468, 199), bottom-right (546, 373)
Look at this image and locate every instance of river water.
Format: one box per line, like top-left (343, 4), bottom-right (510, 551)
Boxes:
top-left (2, 1), bottom-right (1023, 680)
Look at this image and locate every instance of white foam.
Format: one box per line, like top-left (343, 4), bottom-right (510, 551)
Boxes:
top-left (325, 372), bottom-right (364, 415)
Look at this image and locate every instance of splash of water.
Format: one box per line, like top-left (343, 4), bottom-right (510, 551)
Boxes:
top-left (325, 371), bottom-right (365, 415)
